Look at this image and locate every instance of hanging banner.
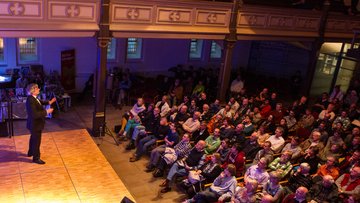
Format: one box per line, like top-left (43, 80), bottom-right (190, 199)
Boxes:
top-left (61, 49), bottom-right (76, 90)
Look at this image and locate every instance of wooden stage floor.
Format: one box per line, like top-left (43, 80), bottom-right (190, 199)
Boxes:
top-left (0, 129), bottom-right (135, 203)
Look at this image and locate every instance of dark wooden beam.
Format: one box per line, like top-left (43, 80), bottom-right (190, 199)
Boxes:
top-left (92, 0), bottom-right (111, 137)
top-left (217, 0), bottom-right (242, 101)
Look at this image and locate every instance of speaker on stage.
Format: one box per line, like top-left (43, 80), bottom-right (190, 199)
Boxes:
top-left (120, 196), bottom-right (134, 203)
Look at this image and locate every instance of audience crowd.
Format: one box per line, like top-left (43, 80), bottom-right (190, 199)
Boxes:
top-left (116, 70), bottom-right (360, 203)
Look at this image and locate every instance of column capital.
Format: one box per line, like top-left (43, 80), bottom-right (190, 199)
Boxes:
top-left (97, 37), bottom-right (111, 48)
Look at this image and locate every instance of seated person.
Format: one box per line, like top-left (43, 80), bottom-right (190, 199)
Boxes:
top-left (324, 129), bottom-right (345, 152)
top-left (281, 136), bottom-right (302, 163)
top-left (295, 108), bottom-right (315, 130)
top-left (335, 166), bottom-right (360, 201)
top-left (242, 115), bottom-right (254, 136)
top-left (179, 153), bottom-right (222, 198)
top-left (244, 157), bottom-right (270, 188)
top-left (129, 117), bottom-right (170, 162)
top-left (237, 98), bottom-right (251, 118)
top-left (268, 150), bottom-right (293, 179)
top-left (298, 146), bottom-right (321, 175)
top-left (243, 132), bottom-right (261, 161)
top-left (216, 104), bottom-right (233, 119)
top-left (299, 129), bottom-right (325, 153)
top-left (319, 143), bottom-right (342, 164)
top-left (136, 103), bottom-right (154, 129)
top-left (16, 73), bottom-right (29, 89)
top-left (204, 128), bottom-right (221, 154)
top-left (230, 179), bottom-right (258, 203)
top-left (124, 107), bottom-right (160, 144)
top-left (192, 82), bottom-right (205, 99)
top-left (209, 99), bottom-right (221, 115)
top-left (153, 134), bottom-right (192, 177)
top-left (222, 144), bottom-right (245, 177)
top-left (284, 110), bottom-right (297, 131)
top-left (250, 106), bottom-right (262, 125)
top-left (333, 110), bottom-right (351, 132)
top-left (282, 186), bottom-right (308, 203)
top-left (119, 115), bottom-right (141, 139)
top-left (177, 95), bottom-right (190, 112)
top-left (308, 175), bottom-right (339, 203)
top-left (215, 138), bottom-right (231, 163)
top-left (196, 92), bottom-right (208, 110)
top-left (200, 104), bottom-right (212, 122)
top-left (259, 114), bottom-right (276, 134)
top-left (170, 105), bottom-right (189, 126)
top-left (226, 123), bottom-right (246, 146)
top-left (181, 111), bottom-right (201, 136)
top-left (312, 92), bottom-right (329, 114)
top-left (145, 122), bottom-right (179, 172)
top-left (269, 103), bottom-right (284, 125)
top-left (219, 118), bottom-right (235, 140)
top-left (183, 164), bottom-right (237, 203)
top-left (188, 99), bottom-right (199, 116)
top-left (256, 124), bottom-right (270, 147)
top-left (129, 97), bottom-right (146, 117)
top-left (228, 97), bottom-right (240, 115)
top-left (345, 136), bottom-right (360, 156)
top-left (207, 114), bottom-right (223, 134)
top-left (260, 99), bottom-right (272, 119)
top-left (318, 103), bottom-right (336, 121)
top-left (253, 141), bottom-right (274, 165)
top-left (118, 98), bottom-right (146, 135)
top-left (286, 162), bottom-right (313, 193)
top-left (339, 150), bottom-right (360, 174)
top-left (191, 121), bottom-right (209, 143)
top-left (314, 155), bottom-right (340, 181)
top-left (266, 126), bottom-right (285, 153)
top-left (277, 118), bottom-right (289, 139)
top-left (160, 140), bottom-right (206, 193)
top-left (260, 171), bottom-right (285, 203)
top-left (155, 95), bottom-right (171, 117)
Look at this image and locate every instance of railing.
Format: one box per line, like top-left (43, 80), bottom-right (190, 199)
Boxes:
top-left (0, 0), bottom-right (358, 40)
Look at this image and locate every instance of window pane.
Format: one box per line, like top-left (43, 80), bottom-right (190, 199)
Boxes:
top-left (0, 38), bottom-right (4, 62)
top-left (107, 38), bottom-right (116, 60)
top-left (190, 39), bottom-right (198, 53)
top-left (210, 41), bottom-right (221, 59)
top-left (189, 39), bottom-right (203, 59)
top-left (127, 38), bottom-right (142, 59)
top-left (19, 38), bottom-right (38, 62)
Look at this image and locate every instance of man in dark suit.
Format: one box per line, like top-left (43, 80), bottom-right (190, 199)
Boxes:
top-left (26, 83), bottom-right (56, 164)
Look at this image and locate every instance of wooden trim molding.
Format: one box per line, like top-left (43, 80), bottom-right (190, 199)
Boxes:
top-left (0, 0), bottom-right (358, 39)
top-left (110, 0), bottom-right (232, 35)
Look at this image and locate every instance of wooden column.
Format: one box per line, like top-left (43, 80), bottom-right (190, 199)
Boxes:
top-left (92, 0), bottom-right (110, 137)
top-left (303, 0), bottom-right (330, 96)
top-left (218, 40), bottom-right (236, 101)
top-left (217, 0), bottom-right (241, 101)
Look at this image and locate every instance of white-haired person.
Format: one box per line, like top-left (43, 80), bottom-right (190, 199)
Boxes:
top-left (308, 175), bottom-right (339, 203)
top-left (230, 179), bottom-right (258, 203)
top-left (25, 83), bottom-right (56, 164)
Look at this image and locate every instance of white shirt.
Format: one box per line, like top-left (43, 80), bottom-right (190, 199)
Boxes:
top-left (266, 135), bottom-right (285, 153)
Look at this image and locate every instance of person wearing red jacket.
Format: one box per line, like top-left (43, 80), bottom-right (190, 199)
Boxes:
top-left (221, 143), bottom-right (245, 177)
